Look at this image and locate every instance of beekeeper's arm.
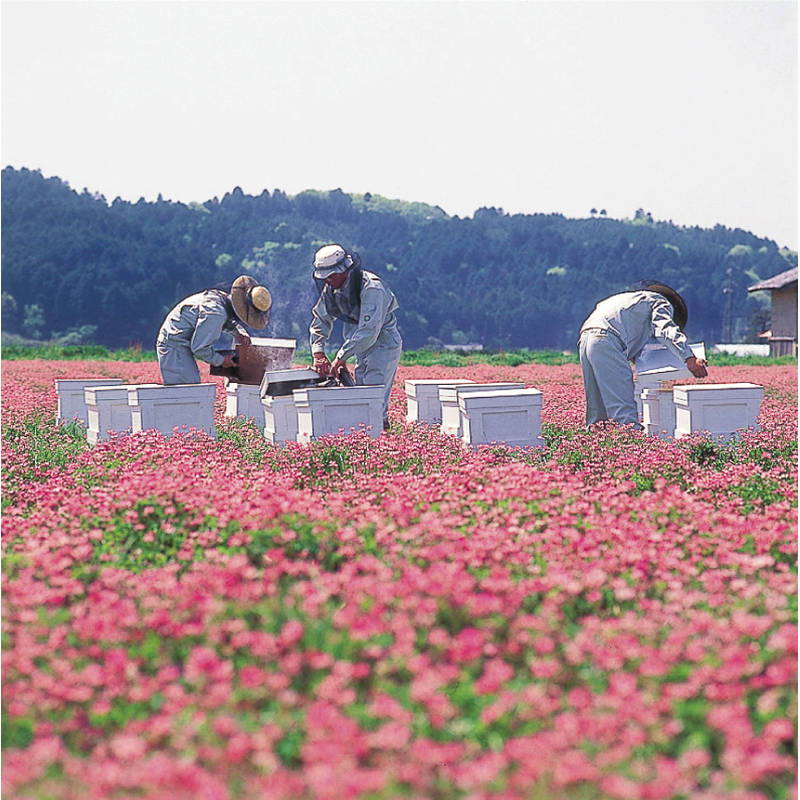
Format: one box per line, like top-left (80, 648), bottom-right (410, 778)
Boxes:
top-left (651, 296), bottom-right (707, 376)
top-left (335, 285), bottom-right (390, 362)
top-left (309, 294), bottom-right (336, 376)
top-left (309, 294), bottom-right (335, 354)
top-left (190, 301), bottom-right (229, 366)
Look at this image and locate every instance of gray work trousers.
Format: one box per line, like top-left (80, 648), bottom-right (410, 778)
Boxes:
top-left (579, 329), bottom-right (641, 429)
top-left (351, 326), bottom-right (403, 425)
top-left (156, 340), bottom-right (202, 385)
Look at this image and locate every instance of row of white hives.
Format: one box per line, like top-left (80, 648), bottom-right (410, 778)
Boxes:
top-left (640, 383), bottom-right (763, 442)
top-left (55, 379), bottom-right (385, 446)
top-left (55, 377), bottom-right (763, 448)
top-left (56, 381), bottom-right (218, 445)
top-left (54, 377), bottom-right (545, 448)
top-left (404, 380), bottom-right (763, 444)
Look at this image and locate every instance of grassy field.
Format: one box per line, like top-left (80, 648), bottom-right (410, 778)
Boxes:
top-left (2, 342), bottom-right (796, 368)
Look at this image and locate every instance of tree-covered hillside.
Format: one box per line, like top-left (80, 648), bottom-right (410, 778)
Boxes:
top-left (2, 166), bottom-right (795, 350)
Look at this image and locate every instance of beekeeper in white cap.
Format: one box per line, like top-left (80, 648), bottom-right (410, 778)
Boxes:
top-left (156, 275), bottom-right (272, 384)
top-left (579, 280), bottom-right (707, 429)
top-left (309, 244), bottom-right (402, 430)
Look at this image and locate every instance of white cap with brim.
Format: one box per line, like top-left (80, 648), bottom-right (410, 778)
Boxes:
top-left (313, 244), bottom-right (353, 279)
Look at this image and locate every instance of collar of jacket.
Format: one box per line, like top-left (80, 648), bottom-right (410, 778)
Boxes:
top-left (321, 268), bottom-right (363, 324)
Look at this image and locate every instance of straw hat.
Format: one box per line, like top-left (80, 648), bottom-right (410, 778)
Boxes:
top-left (630, 280), bottom-right (688, 329)
top-left (231, 275), bottom-right (272, 329)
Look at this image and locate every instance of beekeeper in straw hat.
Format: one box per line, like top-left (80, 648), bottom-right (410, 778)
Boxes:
top-left (309, 244), bottom-right (403, 430)
top-left (578, 280), bottom-right (708, 429)
top-left (156, 275), bottom-right (272, 384)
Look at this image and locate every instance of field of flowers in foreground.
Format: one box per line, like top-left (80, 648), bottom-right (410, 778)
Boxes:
top-left (1, 360), bottom-right (797, 800)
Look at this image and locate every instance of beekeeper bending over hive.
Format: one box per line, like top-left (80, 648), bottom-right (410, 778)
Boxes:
top-left (156, 276), bottom-right (272, 384)
top-left (309, 244), bottom-right (403, 430)
top-left (578, 280), bottom-right (708, 429)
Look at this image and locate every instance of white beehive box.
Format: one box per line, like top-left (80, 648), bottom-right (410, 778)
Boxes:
top-left (224, 380), bottom-right (266, 425)
top-left (293, 385), bottom-right (384, 443)
top-left (85, 384), bottom-right (154, 445)
top-left (56, 378), bottom-right (123, 425)
top-left (634, 342), bottom-right (705, 420)
top-left (128, 383), bottom-right (217, 438)
top-left (673, 383), bottom-right (763, 441)
top-left (459, 388), bottom-right (545, 448)
top-left (641, 387), bottom-right (676, 439)
top-left (261, 395), bottom-right (299, 445)
top-left (439, 383), bottom-right (525, 438)
top-left (404, 379), bottom-right (475, 424)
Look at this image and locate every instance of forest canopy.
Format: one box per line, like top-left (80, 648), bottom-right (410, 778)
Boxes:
top-left (2, 166), bottom-right (794, 350)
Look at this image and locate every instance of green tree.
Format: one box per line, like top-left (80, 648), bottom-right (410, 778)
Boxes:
top-left (1, 292), bottom-right (20, 332)
top-left (727, 244), bottom-right (753, 259)
top-left (22, 304), bottom-right (45, 339)
top-left (1, 165), bottom-right (792, 351)
top-left (52, 324), bottom-right (98, 345)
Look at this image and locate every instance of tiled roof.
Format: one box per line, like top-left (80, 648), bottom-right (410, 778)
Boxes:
top-left (747, 267), bottom-right (798, 292)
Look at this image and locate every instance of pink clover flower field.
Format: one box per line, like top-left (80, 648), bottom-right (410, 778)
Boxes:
top-left (1, 359), bottom-right (797, 800)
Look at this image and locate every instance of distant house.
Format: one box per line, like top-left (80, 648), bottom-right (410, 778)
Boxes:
top-left (747, 267), bottom-right (797, 357)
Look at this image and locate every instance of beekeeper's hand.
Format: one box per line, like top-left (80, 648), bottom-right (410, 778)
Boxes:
top-left (236, 332), bottom-right (251, 346)
top-left (330, 357), bottom-right (346, 379)
top-left (313, 352), bottom-right (331, 377)
top-left (686, 356), bottom-right (708, 378)
top-left (221, 354), bottom-right (238, 369)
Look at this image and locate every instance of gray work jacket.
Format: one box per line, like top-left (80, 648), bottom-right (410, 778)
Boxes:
top-left (309, 270), bottom-right (400, 361)
top-left (580, 290), bottom-right (695, 362)
top-left (157, 291), bottom-right (245, 366)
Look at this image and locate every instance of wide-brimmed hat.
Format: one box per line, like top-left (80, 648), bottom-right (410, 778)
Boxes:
top-left (630, 280), bottom-right (688, 329)
top-left (313, 244), bottom-right (354, 279)
top-left (231, 275), bottom-right (272, 329)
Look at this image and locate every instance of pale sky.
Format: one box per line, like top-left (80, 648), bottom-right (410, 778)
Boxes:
top-left (2, 0), bottom-right (797, 249)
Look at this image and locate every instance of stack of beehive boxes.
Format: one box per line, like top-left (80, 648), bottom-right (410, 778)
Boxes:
top-left (57, 380), bottom-right (219, 444)
top-left (84, 383), bottom-right (152, 445)
top-left (403, 380), bottom-right (545, 448)
top-left (404, 379), bottom-right (475, 424)
top-left (128, 384), bottom-right (217, 439)
top-left (459, 387), bottom-right (545, 448)
top-left (259, 369), bottom-right (313, 445)
top-left (638, 383), bottom-right (764, 441)
top-left (439, 383), bottom-right (525, 438)
top-left (260, 368), bottom-right (385, 444)
top-left (633, 341), bottom-right (706, 420)
top-left (640, 387), bottom-right (677, 439)
top-left (56, 378), bottom-right (123, 425)
top-left (293, 385), bottom-right (384, 443)
top-left (673, 383), bottom-right (763, 441)
top-left (262, 394), bottom-right (300, 444)
top-left (224, 381), bottom-right (265, 426)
